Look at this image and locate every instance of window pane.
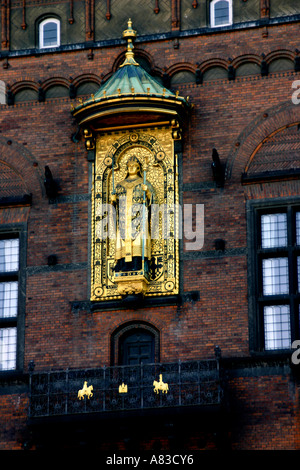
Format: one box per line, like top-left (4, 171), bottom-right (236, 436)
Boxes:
top-left (0, 239), bottom-right (19, 272)
top-left (214, 1), bottom-right (229, 26)
top-left (296, 212), bottom-right (300, 245)
top-left (261, 213), bottom-right (287, 248)
top-left (262, 258), bottom-right (289, 295)
top-left (0, 327), bottom-right (17, 370)
top-left (43, 22), bottom-right (58, 47)
top-left (0, 282), bottom-right (18, 318)
top-left (264, 305), bottom-right (291, 350)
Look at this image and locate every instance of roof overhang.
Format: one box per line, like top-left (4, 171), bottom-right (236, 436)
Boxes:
top-left (71, 19), bottom-right (192, 133)
top-left (72, 93), bottom-right (191, 132)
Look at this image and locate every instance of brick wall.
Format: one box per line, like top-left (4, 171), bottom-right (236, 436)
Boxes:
top-left (1, 17), bottom-right (300, 449)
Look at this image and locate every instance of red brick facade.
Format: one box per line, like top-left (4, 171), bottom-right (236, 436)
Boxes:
top-left (1, 1), bottom-right (300, 451)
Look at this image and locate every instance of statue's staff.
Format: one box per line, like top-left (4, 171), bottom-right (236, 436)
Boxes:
top-left (141, 157), bottom-right (149, 273)
top-left (112, 156), bottom-right (115, 195)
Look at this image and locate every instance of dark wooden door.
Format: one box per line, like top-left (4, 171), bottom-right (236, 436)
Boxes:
top-left (119, 329), bottom-right (154, 365)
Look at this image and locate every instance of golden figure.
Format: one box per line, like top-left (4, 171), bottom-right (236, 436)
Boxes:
top-left (111, 156), bottom-right (155, 276)
top-left (77, 381), bottom-right (93, 400)
top-left (153, 374), bottom-right (169, 394)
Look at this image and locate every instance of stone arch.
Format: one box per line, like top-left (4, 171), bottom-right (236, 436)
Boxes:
top-left (225, 100), bottom-right (300, 182)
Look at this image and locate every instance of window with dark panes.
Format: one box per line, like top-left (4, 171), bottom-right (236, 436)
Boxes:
top-left (0, 237), bottom-right (19, 370)
top-left (210, 0), bottom-right (232, 27)
top-left (39, 19), bottom-right (60, 49)
top-left (249, 203), bottom-right (300, 351)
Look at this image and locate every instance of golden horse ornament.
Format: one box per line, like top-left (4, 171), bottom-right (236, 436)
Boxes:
top-left (78, 381), bottom-right (93, 400)
top-left (153, 374), bottom-right (169, 394)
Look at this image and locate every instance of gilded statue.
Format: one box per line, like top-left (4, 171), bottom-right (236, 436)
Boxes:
top-left (111, 156), bottom-right (155, 276)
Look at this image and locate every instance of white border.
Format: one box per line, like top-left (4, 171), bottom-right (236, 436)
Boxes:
top-left (210, 0), bottom-right (233, 28)
top-left (39, 18), bottom-right (60, 49)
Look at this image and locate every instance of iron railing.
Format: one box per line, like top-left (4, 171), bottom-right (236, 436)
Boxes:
top-left (29, 359), bottom-right (222, 418)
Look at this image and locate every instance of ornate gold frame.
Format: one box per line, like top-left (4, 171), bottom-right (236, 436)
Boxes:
top-left (91, 125), bottom-right (179, 301)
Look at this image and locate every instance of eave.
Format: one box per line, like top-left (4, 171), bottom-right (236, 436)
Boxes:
top-left (71, 93), bottom-right (191, 131)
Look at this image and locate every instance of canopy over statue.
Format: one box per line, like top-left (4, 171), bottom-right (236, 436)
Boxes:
top-left (72, 20), bottom-right (190, 302)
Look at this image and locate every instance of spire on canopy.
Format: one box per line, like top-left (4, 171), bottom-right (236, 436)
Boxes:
top-left (120, 18), bottom-right (139, 67)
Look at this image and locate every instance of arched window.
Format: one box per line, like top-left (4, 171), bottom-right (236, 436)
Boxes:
top-left (210, 0), bottom-right (232, 27)
top-left (39, 18), bottom-right (60, 49)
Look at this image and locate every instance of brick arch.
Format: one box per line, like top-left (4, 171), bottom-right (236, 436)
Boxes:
top-left (225, 99), bottom-right (300, 182)
top-left (0, 160), bottom-right (28, 198)
top-left (199, 58), bottom-right (228, 74)
top-left (110, 320), bottom-right (160, 366)
top-left (72, 73), bottom-right (101, 88)
top-left (232, 54), bottom-right (261, 69)
top-left (167, 62), bottom-right (197, 76)
top-left (42, 76), bottom-right (70, 91)
top-left (10, 80), bottom-right (39, 94)
top-left (265, 49), bottom-right (295, 64)
top-left (245, 123), bottom-right (300, 175)
top-left (0, 137), bottom-right (44, 199)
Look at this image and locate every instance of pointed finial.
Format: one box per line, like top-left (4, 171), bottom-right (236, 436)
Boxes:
top-left (120, 19), bottom-right (139, 67)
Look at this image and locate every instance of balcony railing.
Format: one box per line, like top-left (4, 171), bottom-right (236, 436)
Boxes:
top-left (28, 359), bottom-right (222, 419)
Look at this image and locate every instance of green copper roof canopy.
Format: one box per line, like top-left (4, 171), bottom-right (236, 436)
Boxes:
top-left (72, 19), bottom-right (191, 127)
top-left (91, 18), bottom-right (178, 101)
top-left (93, 63), bottom-right (176, 100)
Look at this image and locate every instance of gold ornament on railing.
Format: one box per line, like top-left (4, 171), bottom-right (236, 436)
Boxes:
top-left (77, 381), bottom-right (93, 400)
top-left (119, 383), bottom-right (128, 394)
top-left (153, 374), bottom-right (169, 394)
